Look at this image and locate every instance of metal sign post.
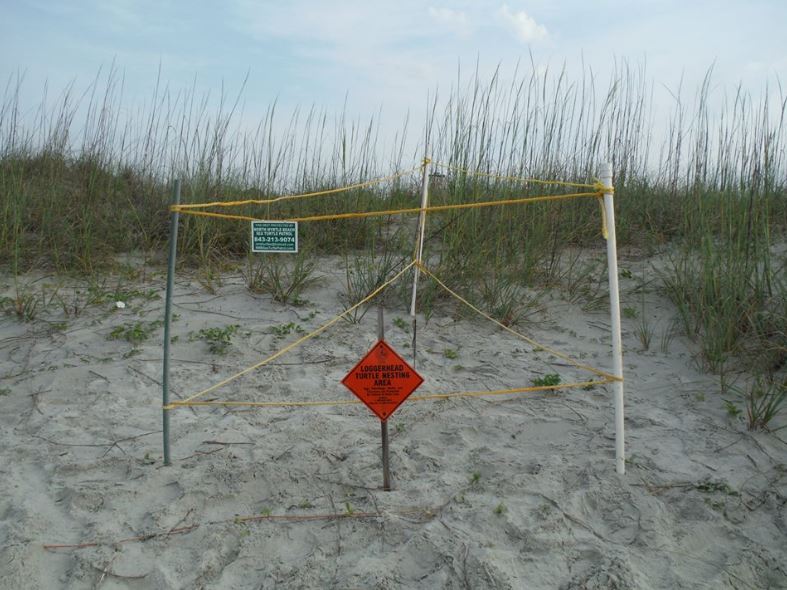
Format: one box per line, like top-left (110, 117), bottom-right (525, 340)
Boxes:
top-left (342, 304), bottom-right (424, 491)
top-left (162, 179), bottom-right (181, 466)
top-left (378, 304), bottom-right (391, 490)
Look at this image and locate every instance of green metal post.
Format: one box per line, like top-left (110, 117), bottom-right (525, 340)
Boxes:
top-left (162, 179), bottom-right (181, 466)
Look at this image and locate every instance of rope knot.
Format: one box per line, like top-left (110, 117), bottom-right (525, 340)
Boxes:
top-left (592, 180), bottom-right (614, 195)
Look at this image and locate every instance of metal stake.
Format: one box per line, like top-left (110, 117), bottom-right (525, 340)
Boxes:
top-left (378, 303), bottom-right (391, 491)
top-left (162, 179), bottom-right (181, 466)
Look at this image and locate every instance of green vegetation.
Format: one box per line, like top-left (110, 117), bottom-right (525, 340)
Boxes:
top-left (392, 317), bottom-right (410, 332)
top-left (0, 289), bottom-right (42, 322)
top-left (245, 250), bottom-right (319, 305)
top-left (108, 320), bottom-right (163, 345)
top-left (725, 377), bottom-right (786, 431)
top-left (269, 322), bottom-right (304, 338)
top-left (195, 324), bottom-right (240, 354)
top-left (532, 374), bottom-right (562, 387)
top-left (443, 348), bottom-right (459, 360)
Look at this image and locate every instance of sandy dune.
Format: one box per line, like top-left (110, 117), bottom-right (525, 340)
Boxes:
top-left (1, 253), bottom-right (785, 589)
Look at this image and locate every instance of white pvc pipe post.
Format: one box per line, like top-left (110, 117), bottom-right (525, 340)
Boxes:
top-left (409, 157), bottom-right (431, 316)
top-left (600, 162), bottom-right (625, 475)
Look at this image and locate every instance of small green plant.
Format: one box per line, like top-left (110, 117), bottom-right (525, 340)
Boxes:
top-left (245, 251), bottom-right (319, 305)
top-left (532, 374), bottom-right (561, 387)
top-left (470, 472), bottom-right (481, 485)
top-left (623, 307), bottom-right (638, 319)
top-left (269, 322), bottom-right (304, 338)
top-left (695, 479), bottom-right (739, 496)
top-left (88, 281), bottom-right (158, 305)
top-left (659, 320), bottom-right (679, 354)
top-left (0, 285), bottom-right (47, 321)
top-left (734, 376), bottom-right (786, 431)
top-left (344, 502), bottom-right (354, 515)
top-left (443, 348), bottom-right (458, 360)
top-left (341, 248), bottom-right (402, 323)
top-left (560, 256), bottom-right (608, 312)
top-left (723, 399), bottom-right (741, 419)
top-left (196, 324), bottom-right (240, 354)
top-left (299, 500), bottom-right (314, 509)
top-left (620, 268), bottom-right (633, 279)
top-left (108, 320), bottom-right (163, 345)
top-left (637, 316), bottom-right (654, 351)
top-left (196, 263), bottom-right (223, 294)
top-left (260, 507), bottom-right (272, 517)
top-left (478, 273), bottom-right (542, 327)
top-left (392, 317), bottom-right (410, 332)
top-left (494, 502), bottom-right (506, 516)
top-left (0, 388), bottom-right (10, 396)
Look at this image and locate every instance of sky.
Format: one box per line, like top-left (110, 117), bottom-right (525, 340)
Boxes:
top-left (2, 0), bottom-right (786, 151)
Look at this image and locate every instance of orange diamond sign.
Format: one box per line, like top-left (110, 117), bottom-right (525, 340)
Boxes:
top-left (342, 340), bottom-right (424, 421)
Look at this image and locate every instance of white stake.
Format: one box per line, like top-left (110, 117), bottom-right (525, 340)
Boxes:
top-left (410, 157), bottom-right (431, 316)
top-left (600, 162), bottom-right (625, 475)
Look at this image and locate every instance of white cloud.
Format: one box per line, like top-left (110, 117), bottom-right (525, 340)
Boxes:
top-left (498, 4), bottom-right (548, 43)
top-left (428, 7), bottom-right (472, 38)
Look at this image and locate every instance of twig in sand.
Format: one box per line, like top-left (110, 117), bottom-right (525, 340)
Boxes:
top-left (29, 386), bottom-right (50, 415)
top-left (175, 446), bottom-right (225, 462)
top-left (91, 562), bottom-right (148, 582)
top-left (165, 508), bottom-right (195, 539)
top-left (95, 555), bottom-right (117, 585)
top-left (88, 370), bottom-right (110, 382)
top-left (43, 510), bottom-right (397, 552)
top-left (32, 431), bottom-right (160, 457)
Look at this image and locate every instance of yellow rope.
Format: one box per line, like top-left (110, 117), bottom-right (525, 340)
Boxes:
top-left (164, 161), bottom-right (619, 411)
top-left (165, 378), bottom-right (615, 409)
top-left (415, 262), bottom-right (620, 382)
top-left (167, 260), bottom-right (620, 411)
top-left (172, 164), bottom-right (423, 211)
top-left (431, 161), bottom-right (604, 191)
top-left (597, 197), bottom-right (609, 239)
top-left (165, 260), bottom-right (417, 409)
top-left (171, 191), bottom-right (601, 223)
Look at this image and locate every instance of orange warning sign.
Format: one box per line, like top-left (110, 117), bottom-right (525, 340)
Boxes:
top-left (342, 340), bottom-right (424, 421)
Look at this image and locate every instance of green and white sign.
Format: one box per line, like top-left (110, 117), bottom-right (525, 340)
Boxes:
top-left (251, 221), bottom-right (298, 253)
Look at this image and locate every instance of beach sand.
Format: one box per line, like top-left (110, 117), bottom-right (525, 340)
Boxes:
top-left (1, 252), bottom-right (785, 589)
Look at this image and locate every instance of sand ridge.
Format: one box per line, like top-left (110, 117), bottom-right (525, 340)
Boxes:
top-left (0, 254), bottom-right (785, 589)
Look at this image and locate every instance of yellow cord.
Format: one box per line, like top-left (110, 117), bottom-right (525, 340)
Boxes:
top-left (173, 164), bottom-right (423, 211)
top-left (171, 191), bottom-right (601, 223)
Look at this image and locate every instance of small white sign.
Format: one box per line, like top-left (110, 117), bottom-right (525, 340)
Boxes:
top-left (251, 221), bottom-right (298, 253)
